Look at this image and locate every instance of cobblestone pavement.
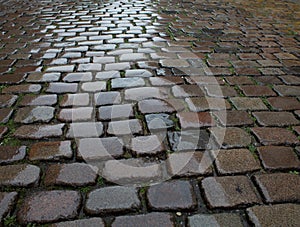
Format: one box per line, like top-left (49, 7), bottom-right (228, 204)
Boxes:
top-left (0, 0), bottom-right (300, 226)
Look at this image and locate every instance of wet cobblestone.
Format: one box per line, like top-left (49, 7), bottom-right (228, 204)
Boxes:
top-left (0, 0), bottom-right (299, 225)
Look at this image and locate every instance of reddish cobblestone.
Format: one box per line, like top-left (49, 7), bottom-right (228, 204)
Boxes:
top-left (202, 176), bottom-right (261, 208)
top-left (14, 124), bottom-right (64, 139)
top-left (230, 97), bottom-right (268, 110)
top-left (0, 146), bottom-right (26, 164)
top-left (239, 85), bottom-right (276, 97)
top-left (254, 173), bottom-right (300, 203)
top-left (253, 111), bottom-right (299, 126)
top-left (18, 191), bottom-right (81, 224)
top-left (0, 95), bottom-right (18, 108)
top-left (19, 94), bottom-right (57, 106)
top-left (213, 149), bottom-right (261, 174)
top-left (0, 164), bottom-right (40, 187)
top-left (44, 163), bottom-right (97, 186)
top-left (251, 127), bottom-right (299, 145)
top-left (247, 204), bottom-right (300, 227)
top-left (29, 141), bottom-right (72, 161)
top-left (267, 97), bottom-right (300, 110)
top-left (167, 151), bottom-right (213, 177)
top-left (177, 112), bottom-right (215, 129)
top-left (210, 127), bottom-right (252, 149)
top-left (257, 146), bottom-right (300, 170)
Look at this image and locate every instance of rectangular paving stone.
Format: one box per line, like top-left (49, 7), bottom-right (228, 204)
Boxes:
top-left (102, 158), bottom-right (162, 185)
top-left (167, 151), bottom-right (213, 177)
top-left (213, 110), bottom-right (253, 126)
top-left (96, 70), bottom-right (120, 80)
top-left (78, 137), bottom-right (124, 161)
top-left (0, 146), bottom-right (26, 164)
top-left (188, 213), bottom-right (244, 227)
top-left (168, 130), bottom-right (210, 151)
top-left (19, 94), bottom-right (57, 106)
top-left (14, 106), bottom-right (55, 123)
top-left (112, 213), bottom-right (173, 227)
top-left (104, 62), bottom-right (130, 71)
top-left (230, 97), bottom-right (268, 110)
top-left (177, 112), bottom-right (215, 129)
top-left (120, 53), bottom-right (147, 61)
top-left (98, 104), bottom-right (133, 120)
top-left (201, 176), bottom-right (261, 208)
top-left (78, 63), bottom-right (102, 71)
top-left (252, 111), bottom-right (299, 126)
top-left (14, 124), bottom-right (64, 139)
top-left (29, 141), bottom-right (72, 161)
top-left (247, 204), bottom-right (300, 227)
top-left (94, 91), bottom-right (121, 106)
top-left (67, 122), bottom-right (103, 138)
top-left (251, 127), bottom-right (299, 146)
top-left (85, 186), bottom-right (140, 214)
top-left (0, 164), bottom-right (40, 187)
top-left (186, 97), bottom-right (230, 111)
top-left (212, 149), bottom-right (261, 174)
top-left (46, 65), bottom-right (75, 72)
top-left (47, 83), bottom-right (78, 93)
top-left (63, 72), bottom-right (93, 82)
top-left (257, 146), bottom-right (300, 170)
top-left (81, 81), bottom-right (106, 92)
top-left (160, 59), bottom-right (190, 67)
top-left (273, 85), bottom-right (300, 96)
top-left (60, 93), bottom-right (90, 107)
top-left (125, 69), bottom-right (153, 78)
top-left (131, 135), bottom-right (165, 156)
top-left (125, 87), bottom-right (169, 101)
top-left (239, 85), bottom-right (277, 97)
top-left (147, 180), bottom-right (197, 211)
top-left (0, 192), bottom-right (18, 222)
top-left (93, 56), bottom-right (115, 64)
top-left (138, 99), bottom-right (185, 114)
top-left (172, 85), bottom-right (205, 98)
top-left (18, 191), bottom-right (81, 224)
top-left (107, 119), bottom-right (143, 135)
top-left (0, 95), bottom-right (18, 108)
top-left (267, 97), bottom-right (300, 110)
top-left (44, 163), bottom-right (97, 186)
top-left (111, 77), bottom-right (145, 89)
top-left (58, 107), bottom-right (93, 122)
top-left (52, 218), bottom-right (104, 227)
top-left (2, 84), bottom-right (41, 94)
top-left (149, 76), bottom-right (184, 86)
top-left (254, 173), bottom-right (300, 203)
top-left (210, 127), bottom-right (251, 149)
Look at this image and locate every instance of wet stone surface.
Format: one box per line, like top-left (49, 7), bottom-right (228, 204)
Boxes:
top-left (0, 164), bottom-right (40, 187)
top-left (85, 186), bottom-right (140, 214)
top-left (0, 192), bottom-right (18, 221)
top-left (18, 191), bottom-right (81, 224)
top-left (0, 146), bottom-right (27, 164)
top-left (0, 0), bottom-right (300, 225)
top-left (147, 180), bottom-right (197, 211)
